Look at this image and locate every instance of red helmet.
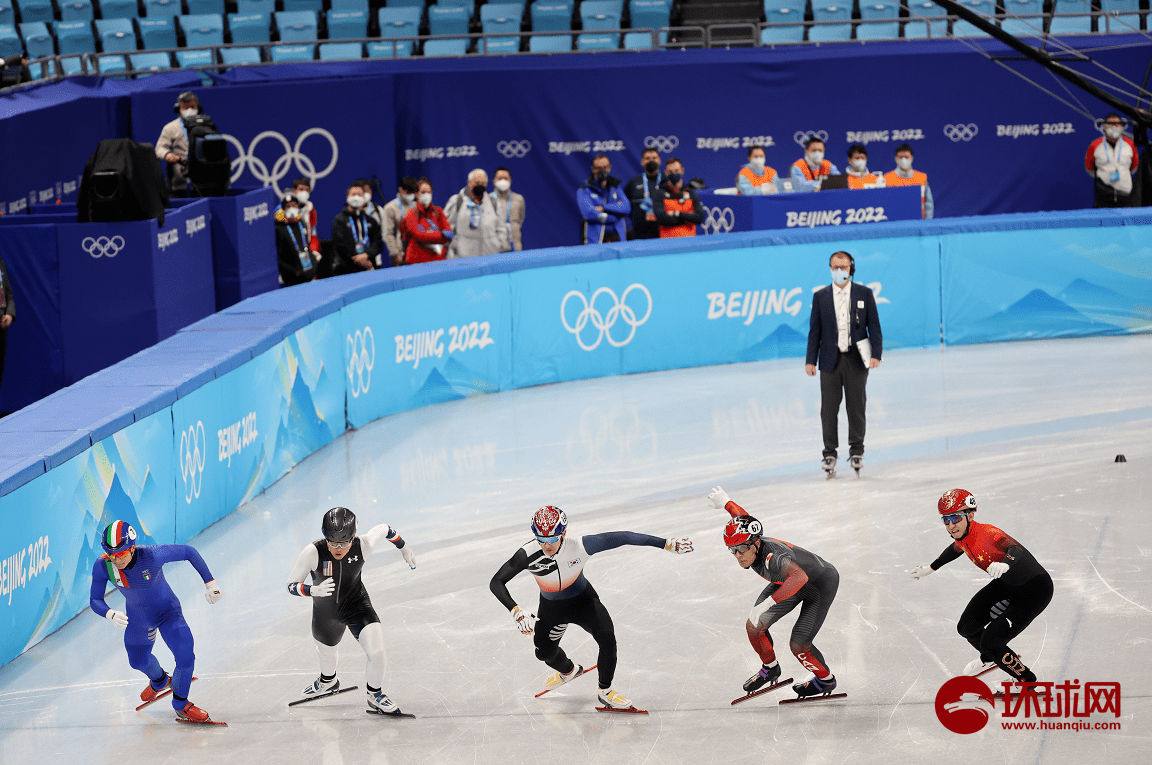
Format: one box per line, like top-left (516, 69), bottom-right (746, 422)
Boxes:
top-left (723, 516), bottom-right (763, 547)
top-left (938, 489), bottom-right (977, 515)
top-left (531, 505), bottom-right (568, 539)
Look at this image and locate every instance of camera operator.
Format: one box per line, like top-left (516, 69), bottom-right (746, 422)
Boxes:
top-left (155, 91), bottom-right (201, 197)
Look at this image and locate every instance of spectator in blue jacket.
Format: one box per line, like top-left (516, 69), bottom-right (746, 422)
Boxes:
top-left (577, 154), bottom-right (631, 244)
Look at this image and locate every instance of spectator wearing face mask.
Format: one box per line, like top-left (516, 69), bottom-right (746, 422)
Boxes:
top-left (883, 144), bottom-right (934, 219)
top-left (790, 137), bottom-right (839, 190)
top-left (275, 193), bottom-right (318, 286)
top-left (651, 158), bottom-right (705, 238)
top-left (401, 178), bottom-right (454, 264)
top-left (578, 154), bottom-right (631, 244)
top-left (736, 145), bottom-right (779, 195)
top-left (383, 176), bottom-right (420, 265)
top-left (624, 147), bottom-right (663, 239)
top-left (444, 169), bottom-right (503, 258)
top-left (329, 182), bottom-right (382, 276)
top-left (290, 177), bottom-right (321, 254)
top-left (1085, 114), bottom-right (1140, 208)
top-left (156, 91), bottom-right (201, 197)
top-left (844, 144), bottom-right (884, 190)
top-left (491, 167), bottom-right (525, 252)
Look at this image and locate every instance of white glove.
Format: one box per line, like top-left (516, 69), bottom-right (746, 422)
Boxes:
top-left (400, 545), bottom-right (416, 569)
top-left (597, 212), bottom-right (608, 223)
top-left (148, 627), bottom-right (158, 642)
top-left (987, 561), bottom-right (1010, 579)
top-left (909, 564), bottom-right (934, 580)
top-left (511, 605), bottom-right (536, 636)
top-left (310, 577), bottom-right (334, 598)
top-left (106, 609), bottom-right (128, 629)
top-left (748, 598), bottom-right (773, 627)
top-left (664, 537), bottom-right (694, 554)
top-left (707, 486), bottom-right (731, 510)
top-left (204, 580), bottom-right (223, 604)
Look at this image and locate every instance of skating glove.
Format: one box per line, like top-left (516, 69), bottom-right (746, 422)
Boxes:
top-left (310, 577), bottom-right (334, 598)
top-left (664, 537), bottom-right (694, 554)
top-left (986, 561), bottom-right (1009, 579)
top-left (400, 546), bottom-right (416, 569)
top-left (204, 580), bottom-right (224, 604)
top-left (511, 605), bottom-right (536, 635)
top-left (707, 486), bottom-right (731, 509)
top-left (106, 609), bottom-right (128, 628)
top-left (909, 565), bottom-right (934, 579)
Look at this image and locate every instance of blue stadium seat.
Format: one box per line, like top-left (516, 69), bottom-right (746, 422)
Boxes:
top-left (271, 42), bottom-right (314, 60)
top-left (999, 0), bottom-right (1044, 35)
top-left (176, 47), bottom-right (213, 65)
top-left (59, 0), bottom-right (95, 21)
top-left (579, 1), bottom-right (620, 31)
top-left (903, 0), bottom-right (947, 38)
top-left (319, 40), bottom-right (362, 58)
top-left (1048, 0), bottom-right (1093, 34)
top-left (145, 0), bottom-right (182, 16)
top-left (1098, 0), bottom-right (1141, 33)
top-left (0, 3), bottom-right (13, 26)
top-left (180, 14), bottom-right (224, 46)
top-left (808, 2), bottom-right (850, 40)
top-left (236, 0), bottom-right (273, 13)
top-left (576, 32), bottom-right (616, 48)
top-left (96, 18), bottom-right (137, 51)
top-left (385, 0), bottom-right (424, 6)
top-left (622, 29), bottom-right (664, 46)
top-left (367, 38), bottom-right (413, 55)
top-left (138, 18), bottom-right (177, 49)
top-left (428, 5), bottom-right (469, 36)
top-left (15, 0), bottom-right (56, 23)
top-left (55, 20), bottom-right (96, 54)
top-left (760, 23), bottom-right (804, 42)
top-left (761, 0), bottom-right (805, 41)
top-left (423, 37), bottom-right (469, 54)
top-left (434, 0), bottom-right (471, 6)
top-left (275, 10), bottom-right (317, 42)
top-left (0, 23), bottom-right (19, 56)
top-left (531, 2), bottom-right (572, 31)
top-left (528, 31), bottom-right (570, 49)
top-left (282, 0), bottom-right (322, 12)
top-left (228, 13), bottom-right (270, 43)
top-left (98, 54), bottom-right (127, 71)
top-left (630, 0), bottom-right (669, 30)
top-left (329, 0), bottom-right (368, 10)
top-left (219, 45), bottom-right (261, 63)
top-left (481, 36), bottom-right (520, 51)
top-left (856, 0), bottom-right (900, 39)
top-left (326, 9), bottom-right (367, 39)
top-left (951, 0), bottom-right (996, 35)
top-left (481, 3), bottom-right (521, 37)
top-left (60, 55), bottom-right (86, 73)
top-left (185, 0), bottom-right (225, 15)
top-left (99, 0), bottom-right (139, 20)
top-left (19, 22), bottom-right (53, 57)
top-left (378, 7), bottom-right (421, 40)
top-left (130, 51), bottom-right (172, 70)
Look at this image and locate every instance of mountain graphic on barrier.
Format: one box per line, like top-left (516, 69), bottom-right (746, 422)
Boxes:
top-left (269, 367), bottom-right (337, 480)
top-left (740, 324), bottom-right (808, 361)
top-left (409, 357), bottom-right (499, 410)
top-left (958, 289), bottom-right (1124, 343)
top-left (1057, 279), bottom-right (1152, 331)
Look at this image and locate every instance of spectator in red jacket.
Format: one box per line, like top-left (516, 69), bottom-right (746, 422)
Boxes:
top-left (291, 177), bottom-right (321, 254)
top-left (401, 178), bottom-right (454, 264)
top-left (1085, 113), bottom-right (1140, 208)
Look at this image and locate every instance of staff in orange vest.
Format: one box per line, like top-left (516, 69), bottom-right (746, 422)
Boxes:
top-left (736, 146), bottom-right (779, 195)
top-left (790, 136), bottom-right (839, 190)
top-left (652, 158), bottom-right (705, 238)
top-left (844, 144), bottom-right (885, 190)
top-left (882, 143), bottom-right (934, 219)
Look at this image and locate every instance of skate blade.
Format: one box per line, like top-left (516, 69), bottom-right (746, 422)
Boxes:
top-left (731, 678), bottom-right (794, 705)
top-left (288, 684), bottom-right (359, 707)
top-left (136, 677), bottom-right (197, 712)
top-left (595, 705), bottom-right (649, 714)
top-left (366, 709), bottom-right (417, 718)
top-left (972, 665), bottom-right (999, 679)
top-left (780, 692), bottom-right (848, 705)
top-left (535, 663), bottom-right (598, 698)
top-left (824, 470), bottom-right (836, 480)
top-left (175, 717), bottom-right (227, 726)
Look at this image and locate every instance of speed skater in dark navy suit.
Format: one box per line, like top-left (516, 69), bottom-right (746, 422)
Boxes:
top-left (708, 486), bottom-right (842, 700)
top-left (89, 521), bottom-right (224, 723)
top-left (489, 505), bottom-right (694, 711)
top-left (910, 489), bottom-right (1053, 682)
top-left (286, 507), bottom-right (417, 715)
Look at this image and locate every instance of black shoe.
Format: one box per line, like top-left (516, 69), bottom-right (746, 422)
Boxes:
top-left (743, 663), bottom-right (782, 693)
top-left (793, 675), bottom-right (836, 698)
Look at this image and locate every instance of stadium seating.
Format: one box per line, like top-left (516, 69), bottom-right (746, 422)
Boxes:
top-left (435, 0), bottom-right (472, 6)
top-left (529, 31), bottom-right (570, 50)
top-left (144, 0), bottom-right (182, 17)
top-left (428, 5), bottom-right (469, 36)
top-left (531, 2), bottom-right (572, 32)
top-left (0, 4), bottom-right (13, 26)
top-left (330, 0), bottom-right (369, 11)
top-left (367, 39), bottom-right (414, 56)
top-left (856, 0), bottom-right (900, 39)
top-left (228, 13), bottom-right (271, 44)
top-left (326, 9), bottom-right (368, 39)
top-left (19, 22), bottom-right (53, 58)
top-left (55, 20), bottom-right (96, 54)
top-left (96, 18), bottom-right (137, 52)
top-left (999, 0), bottom-right (1044, 36)
top-left (275, 10), bottom-right (317, 42)
top-left (1098, 0), bottom-right (1142, 33)
top-left (98, 53), bottom-right (127, 71)
top-left (630, 0), bottom-right (670, 31)
top-left (186, 0), bottom-right (226, 15)
top-left (623, 29), bottom-right (665, 46)
top-left (59, 0), bottom-right (94, 22)
top-left (761, 0), bottom-right (805, 43)
top-left (219, 45), bottom-right (262, 63)
top-left (808, 2), bottom-right (851, 40)
top-left (378, 7), bottom-right (421, 42)
top-left (950, 0), bottom-right (996, 36)
top-left (131, 51), bottom-right (173, 71)
top-left (580, 1), bottom-right (621, 31)
top-left (481, 3), bottom-right (522, 38)
top-left (98, 0), bottom-right (138, 20)
top-left (138, 18), bottom-right (178, 49)
top-left (903, 0), bottom-right (948, 38)
top-left (481, 36), bottom-right (520, 51)
top-left (271, 42), bottom-right (314, 60)
top-left (423, 37), bottom-right (469, 54)
top-left (0, 23), bottom-right (19, 57)
top-left (180, 14), bottom-right (225, 47)
top-left (320, 40), bottom-right (363, 59)
top-left (236, 0), bottom-right (274, 14)
top-left (283, 0), bottom-right (323, 12)
top-left (176, 48), bottom-right (213, 65)
top-left (576, 32), bottom-right (617, 49)
top-left (1048, 0), bottom-right (1093, 34)
top-left (15, 0), bottom-right (56, 24)
top-left (385, 0), bottom-right (424, 7)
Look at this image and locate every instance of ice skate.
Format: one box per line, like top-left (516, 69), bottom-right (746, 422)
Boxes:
top-left (822, 456), bottom-right (836, 479)
top-left (848, 455), bottom-right (862, 477)
top-left (743, 663), bottom-right (782, 693)
top-left (780, 674), bottom-right (847, 704)
top-left (174, 701), bottom-right (227, 725)
top-left (543, 663), bottom-right (584, 692)
top-left (140, 672), bottom-right (171, 704)
top-left (365, 689), bottom-right (415, 718)
top-left (302, 676), bottom-right (340, 697)
top-left (596, 688), bottom-right (648, 714)
top-left (963, 657), bottom-right (996, 678)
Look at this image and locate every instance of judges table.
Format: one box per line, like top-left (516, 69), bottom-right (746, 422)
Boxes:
top-left (695, 185), bottom-right (923, 235)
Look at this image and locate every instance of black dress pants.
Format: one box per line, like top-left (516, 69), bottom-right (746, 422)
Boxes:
top-left (819, 351), bottom-right (868, 459)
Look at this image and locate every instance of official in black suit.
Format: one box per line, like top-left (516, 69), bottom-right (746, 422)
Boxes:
top-left (805, 251), bottom-right (883, 475)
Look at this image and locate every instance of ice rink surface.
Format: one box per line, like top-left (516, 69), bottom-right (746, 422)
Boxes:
top-left (2, 335), bottom-right (1150, 765)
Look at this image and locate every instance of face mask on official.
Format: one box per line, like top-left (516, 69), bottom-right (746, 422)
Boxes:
top-left (807, 150), bottom-right (824, 167)
top-left (284, 207), bottom-right (300, 220)
top-left (418, 192), bottom-right (433, 206)
top-left (850, 158), bottom-right (867, 172)
top-left (494, 179), bottom-right (511, 193)
top-left (644, 160), bottom-right (659, 174)
top-left (1105, 126), bottom-right (1123, 141)
top-left (346, 194), bottom-right (365, 209)
top-left (749, 157), bottom-right (766, 171)
top-left (832, 268), bottom-right (850, 285)
top-left (294, 190), bottom-right (310, 204)
top-left (666, 172), bottom-right (683, 186)
top-left (401, 192), bottom-right (415, 203)
top-left (595, 169), bottom-right (609, 182)
top-left (471, 184), bottom-right (486, 197)
top-left (179, 107), bottom-right (198, 120)
top-left (896, 157), bottom-right (913, 172)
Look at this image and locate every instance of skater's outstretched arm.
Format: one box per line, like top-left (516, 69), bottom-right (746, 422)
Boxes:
top-left (360, 523), bottom-right (415, 568)
top-left (931, 544), bottom-right (963, 570)
top-left (582, 531), bottom-right (666, 555)
top-left (490, 548), bottom-right (529, 611)
top-left (151, 544), bottom-right (215, 583)
top-left (707, 486), bottom-right (749, 518)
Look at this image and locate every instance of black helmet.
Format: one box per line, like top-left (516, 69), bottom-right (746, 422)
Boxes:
top-left (322, 507), bottom-right (356, 543)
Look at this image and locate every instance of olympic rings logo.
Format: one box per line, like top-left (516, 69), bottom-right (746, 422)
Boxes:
top-left (793, 130), bottom-right (829, 147)
top-left (943, 123), bottom-right (979, 142)
top-left (701, 206), bottom-right (735, 235)
top-left (179, 421), bottom-right (206, 504)
top-left (82, 235), bottom-right (125, 258)
top-left (223, 128), bottom-right (339, 196)
top-left (644, 135), bottom-right (679, 153)
top-left (560, 284), bottom-right (652, 351)
top-left (346, 327), bottom-right (375, 398)
top-left (497, 140), bottom-right (532, 158)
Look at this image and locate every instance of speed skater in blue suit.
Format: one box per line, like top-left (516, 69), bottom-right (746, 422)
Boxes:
top-left (89, 520), bottom-right (224, 723)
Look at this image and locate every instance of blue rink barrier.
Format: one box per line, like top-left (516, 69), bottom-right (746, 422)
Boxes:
top-left (1, 208), bottom-right (1149, 668)
top-left (696, 186), bottom-right (922, 234)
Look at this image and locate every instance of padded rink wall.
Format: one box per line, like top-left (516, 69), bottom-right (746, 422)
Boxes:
top-left (1, 210), bottom-right (1150, 668)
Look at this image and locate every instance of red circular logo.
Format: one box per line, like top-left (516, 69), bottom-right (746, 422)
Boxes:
top-left (935, 676), bottom-right (996, 734)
